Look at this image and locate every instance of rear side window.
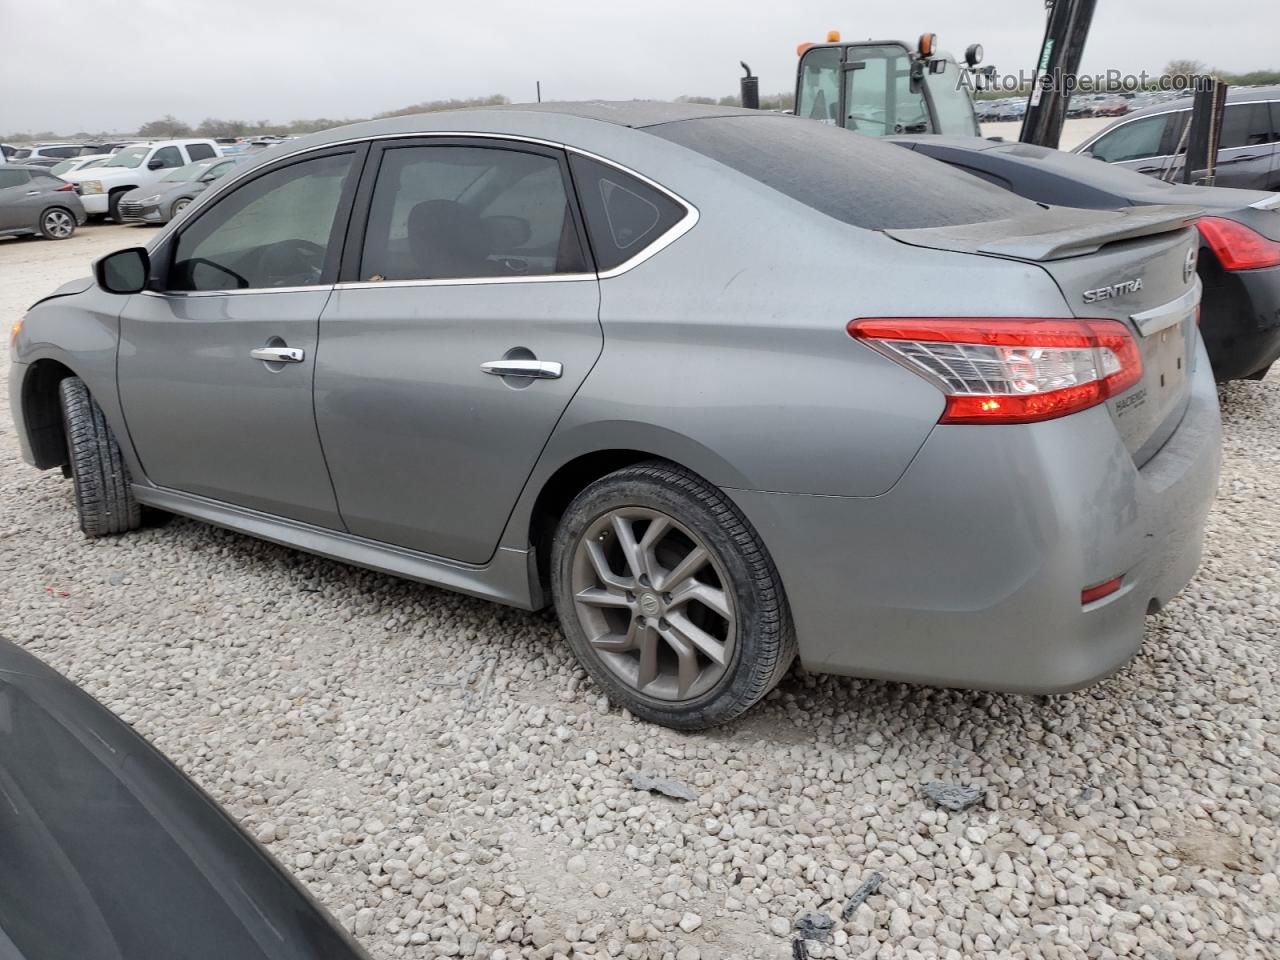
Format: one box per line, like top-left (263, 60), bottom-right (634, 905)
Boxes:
top-left (568, 155), bottom-right (687, 271)
top-left (0, 170), bottom-right (30, 188)
top-left (651, 114), bottom-right (1036, 231)
top-left (186, 142), bottom-right (216, 161)
top-left (1219, 103), bottom-right (1274, 150)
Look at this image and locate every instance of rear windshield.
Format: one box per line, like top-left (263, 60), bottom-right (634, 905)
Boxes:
top-left (649, 114), bottom-right (1038, 230)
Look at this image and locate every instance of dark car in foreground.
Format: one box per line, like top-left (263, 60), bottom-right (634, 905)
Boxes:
top-left (0, 639), bottom-right (368, 960)
top-left (1074, 86), bottom-right (1280, 191)
top-left (891, 135), bottom-right (1280, 381)
top-left (10, 102), bottom-right (1221, 729)
top-left (118, 154), bottom-right (256, 224)
top-left (0, 164), bottom-right (86, 240)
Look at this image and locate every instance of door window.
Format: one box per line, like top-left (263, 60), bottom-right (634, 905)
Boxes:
top-left (151, 146), bottom-right (183, 169)
top-left (844, 45), bottom-right (930, 135)
top-left (0, 170), bottom-right (30, 188)
top-left (1089, 114), bottom-right (1170, 163)
top-left (796, 47), bottom-right (841, 124)
top-left (169, 152), bottom-right (353, 292)
top-left (358, 145), bottom-right (586, 282)
top-left (185, 142), bottom-right (217, 161)
top-left (568, 155), bottom-right (687, 271)
top-left (1219, 103), bottom-right (1274, 149)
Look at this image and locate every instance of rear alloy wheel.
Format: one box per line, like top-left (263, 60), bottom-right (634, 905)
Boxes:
top-left (58, 377), bottom-right (142, 537)
top-left (552, 461), bottom-right (795, 729)
top-left (39, 208), bottom-right (76, 240)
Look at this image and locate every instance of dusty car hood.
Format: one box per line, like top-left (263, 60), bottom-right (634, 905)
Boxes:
top-left (0, 639), bottom-right (369, 960)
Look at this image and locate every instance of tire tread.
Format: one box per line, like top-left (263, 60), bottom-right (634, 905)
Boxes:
top-left (58, 377), bottom-right (141, 537)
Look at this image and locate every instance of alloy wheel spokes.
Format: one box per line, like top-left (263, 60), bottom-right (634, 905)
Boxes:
top-left (571, 507), bottom-right (736, 703)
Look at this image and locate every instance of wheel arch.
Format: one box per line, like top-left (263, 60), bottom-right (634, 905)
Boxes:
top-left (508, 421), bottom-right (754, 602)
top-left (19, 357), bottom-right (79, 469)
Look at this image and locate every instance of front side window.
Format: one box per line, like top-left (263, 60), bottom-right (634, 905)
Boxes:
top-left (169, 152), bottom-right (353, 292)
top-left (568, 155), bottom-right (687, 271)
top-left (844, 45), bottom-right (930, 135)
top-left (358, 145), bottom-right (586, 282)
top-left (185, 142), bottom-right (216, 161)
top-left (796, 47), bottom-right (840, 124)
top-left (1089, 114), bottom-right (1170, 163)
top-left (0, 170), bottom-right (30, 188)
top-left (151, 146), bottom-right (183, 169)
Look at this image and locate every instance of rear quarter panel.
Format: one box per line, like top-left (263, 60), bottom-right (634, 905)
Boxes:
top-left (502, 135), bottom-right (1077, 546)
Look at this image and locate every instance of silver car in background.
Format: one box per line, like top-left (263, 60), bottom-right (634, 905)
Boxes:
top-left (0, 165), bottom-right (86, 240)
top-left (117, 154), bottom-right (256, 224)
top-left (10, 103), bottom-right (1221, 728)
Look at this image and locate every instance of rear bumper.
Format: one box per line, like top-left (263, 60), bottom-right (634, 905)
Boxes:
top-left (1200, 261), bottom-right (1280, 381)
top-left (729, 338), bottom-right (1222, 694)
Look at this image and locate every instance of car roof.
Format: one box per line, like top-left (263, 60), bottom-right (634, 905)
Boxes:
top-left (1122, 84), bottom-right (1280, 120)
top-left (480, 100), bottom-right (763, 128)
top-left (1, 164), bottom-right (52, 174)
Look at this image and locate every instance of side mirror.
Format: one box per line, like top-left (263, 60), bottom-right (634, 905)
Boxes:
top-left (147, 159), bottom-right (164, 170)
top-left (94, 247), bottom-right (150, 295)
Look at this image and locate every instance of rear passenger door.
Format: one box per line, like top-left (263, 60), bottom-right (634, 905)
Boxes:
top-left (314, 138), bottom-right (602, 564)
top-left (0, 169), bottom-right (32, 230)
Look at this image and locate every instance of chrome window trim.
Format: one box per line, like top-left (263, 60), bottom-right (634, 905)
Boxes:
top-left (1078, 99), bottom-right (1280, 156)
top-left (147, 130), bottom-right (699, 291)
top-left (142, 285), bottom-right (331, 299)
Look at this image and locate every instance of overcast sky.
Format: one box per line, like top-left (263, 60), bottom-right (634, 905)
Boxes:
top-left (0, 0), bottom-right (1266, 133)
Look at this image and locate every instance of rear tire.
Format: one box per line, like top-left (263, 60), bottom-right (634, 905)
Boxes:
top-left (551, 460), bottom-right (796, 730)
top-left (58, 377), bottom-right (141, 537)
top-left (38, 207), bottom-right (76, 240)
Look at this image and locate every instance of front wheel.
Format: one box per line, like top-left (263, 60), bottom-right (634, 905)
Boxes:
top-left (58, 377), bottom-right (142, 537)
top-left (551, 461), bottom-right (795, 730)
top-left (170, 196), bottom-right (191, 220)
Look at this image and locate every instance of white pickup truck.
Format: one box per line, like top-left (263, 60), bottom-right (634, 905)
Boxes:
top-left (66, 139), bottom-right (220, 221)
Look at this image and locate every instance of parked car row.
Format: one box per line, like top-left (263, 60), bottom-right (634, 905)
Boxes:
top-left (0, 165), bottom-right (86, 240)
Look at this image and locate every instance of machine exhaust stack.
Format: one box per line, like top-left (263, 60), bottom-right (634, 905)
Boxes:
top-left (740, 61), bottom-right (760, 110)
top-left (1019, 0), bottom-right (1099, 148)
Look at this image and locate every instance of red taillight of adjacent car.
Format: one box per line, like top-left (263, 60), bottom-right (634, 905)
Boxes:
top-left (1081, 576), bottom-right (1124, 606)
top-left (848, 317), bottom-right (1143, 425)
top-left (1197, 216), bottom-right (1280, 271)
top-left (55, 182), bottom-right (77, 192)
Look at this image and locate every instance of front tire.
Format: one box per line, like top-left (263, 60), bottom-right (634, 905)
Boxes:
top-left (39, 207), bottom-right (76, 240)
top-left (58, 377), bottom-right (141, 537)
top-left (170, 197), bottom-right (191, 220)
top-left (107, 190), bottom-right (126, 224)
top-left (551, 461), bottom-right (795, 729)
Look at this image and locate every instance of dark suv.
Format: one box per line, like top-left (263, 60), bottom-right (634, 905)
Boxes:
top-left (1075, 87), bottom-right (1280, 191)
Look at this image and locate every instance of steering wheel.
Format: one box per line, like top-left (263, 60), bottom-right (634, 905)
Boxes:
top-left (257, 238), bottom-right (327, 287)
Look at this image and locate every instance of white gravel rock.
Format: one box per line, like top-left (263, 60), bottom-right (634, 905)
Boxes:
top-left (3, 228), bottom-right (1279, 960)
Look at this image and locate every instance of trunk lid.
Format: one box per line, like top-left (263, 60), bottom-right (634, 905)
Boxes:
top-left (887, 205), bottom-right (1204, 466)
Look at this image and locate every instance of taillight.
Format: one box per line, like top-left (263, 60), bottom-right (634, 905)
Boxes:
top-left (1197, 216), bottom-right (1280, 271)
top-left (55, 183), bottom-right (76, 192)
top-left (848, 317), bottom-right (1143, 425)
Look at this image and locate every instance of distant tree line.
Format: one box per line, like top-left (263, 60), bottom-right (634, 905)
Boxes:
top-left (3, 95), bottom-right (512, 142)
top-left (676, 92), bottom-right (795, 111)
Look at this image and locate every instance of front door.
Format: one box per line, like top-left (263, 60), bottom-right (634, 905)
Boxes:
top-left (315, 139), bottom-right (602, 564)
top-left (117, 147), bottom-right (363, 528)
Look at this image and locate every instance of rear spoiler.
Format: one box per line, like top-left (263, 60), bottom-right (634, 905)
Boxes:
top-left (1250, 194), bottom-right (1280, 211)
top-left (885, 204), bottom-right (1203, 262)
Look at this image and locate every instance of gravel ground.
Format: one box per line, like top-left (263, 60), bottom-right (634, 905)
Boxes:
top-left (2, 222), bottom-right (1278, 960)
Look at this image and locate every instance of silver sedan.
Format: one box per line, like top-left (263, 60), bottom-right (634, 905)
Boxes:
top-left (9, 102), bottom-right (1221, 728)
top-left (0, 164), bottom-right (86, 240)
